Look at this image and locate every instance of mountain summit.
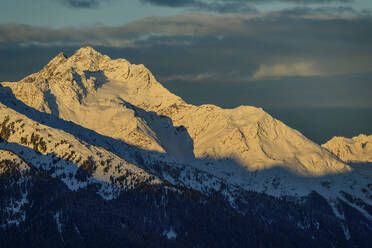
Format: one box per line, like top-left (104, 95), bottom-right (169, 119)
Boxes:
top-left (323, 134), bottom-right (372, 163)
top-left (1, 47), bottom-right (350, 176)
top-left (1, 47), bottom-right (371, 202)
top-left (0, 47), bottom-right (371, 247)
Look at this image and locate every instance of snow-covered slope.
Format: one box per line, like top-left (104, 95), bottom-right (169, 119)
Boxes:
top-left (1, 47), bottom-right (371, 221)
top-left (322, 134), bottom-right (372, 178)
top-left (0, 47), bottom-right (372, 247)
top-left (0, 91), bottom-right (248, 204)
top-left (0, 101), bottom-right (163, 200)
top-left (323, 134), bottom-right (372, 163)
top-left (0, 149), bottom-right (30, 173)
top-left (0, 47), bottom-right (351, 176)
top-left (1, 47), bottom-right (185, 154)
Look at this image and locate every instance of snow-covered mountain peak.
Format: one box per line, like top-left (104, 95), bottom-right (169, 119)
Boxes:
top-left (66, 46), bottom-right (110, 72)
top-left (46, 52), bottom-right (67, 67)
top-left (1, 47), bottom-right (372, 230)
top-left (323, 134), bottom-right (372, 163)
top-left (0, 47), bottom-right (355, 179)
top-left (74, 46), bottom-right (103, 57)
top-left (1, 47), bottom-right (187, 153)
top-left (38, 46), bottom-right (110, 79)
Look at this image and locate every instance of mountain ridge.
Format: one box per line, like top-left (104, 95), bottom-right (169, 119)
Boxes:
top-left (2, 46), bottom-right (371, 217)
top-left (0, 47), bottom-right (352, 177)
top-left (322, 134), bottom-right (372, 163)
top-left (0, 46), bottom-right (371, 247)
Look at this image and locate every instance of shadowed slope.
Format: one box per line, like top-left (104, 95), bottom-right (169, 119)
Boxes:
top-left (0, 47), bottom-right (352, 177)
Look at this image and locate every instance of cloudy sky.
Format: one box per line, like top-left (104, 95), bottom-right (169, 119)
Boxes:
top-left (1, 0), bottom-right (371, 143)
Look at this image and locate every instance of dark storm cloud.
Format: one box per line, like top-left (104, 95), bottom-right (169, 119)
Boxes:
top-left (0, 10), bottom-right (371, 83)
top-left (140, 0), bottom-right (354, 13)
top-left (58, 0), bottom-right (110, 9)
top-left (276, 6), bottom-right (371, 16)
top-left (140, 0), bottom-right (256, 13)
top-left (278, 0), bottom-right (354, 2)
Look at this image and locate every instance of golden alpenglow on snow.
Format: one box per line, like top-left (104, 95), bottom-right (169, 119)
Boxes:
top-left (0, 47), bottom-right (371, 247)
top-left (1, 46), bottom-right (370, 191)
top-left (323, 134), bottom-right (372, 163)
top-left (1, 47), bottom-right (351, 177)
top-left (1, 0), bottom-right (372, 246)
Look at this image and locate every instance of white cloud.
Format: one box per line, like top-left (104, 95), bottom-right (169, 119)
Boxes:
top-left (160, 73), bottom-right (218, 82)
top-left (252, 62), bottom-right (321, 79)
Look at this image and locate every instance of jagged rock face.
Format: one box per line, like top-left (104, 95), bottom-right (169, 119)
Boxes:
top-left (323, 134), bottom-right (372, 163)
top-left (1, 47), bottom-right (351, 177)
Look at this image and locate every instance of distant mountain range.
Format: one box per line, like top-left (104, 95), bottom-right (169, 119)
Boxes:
top-left (0, 47), bottom-right (371, 247)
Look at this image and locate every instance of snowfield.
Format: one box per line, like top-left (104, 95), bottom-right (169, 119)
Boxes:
top-left (1, 46), bottom-right (371, 224)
